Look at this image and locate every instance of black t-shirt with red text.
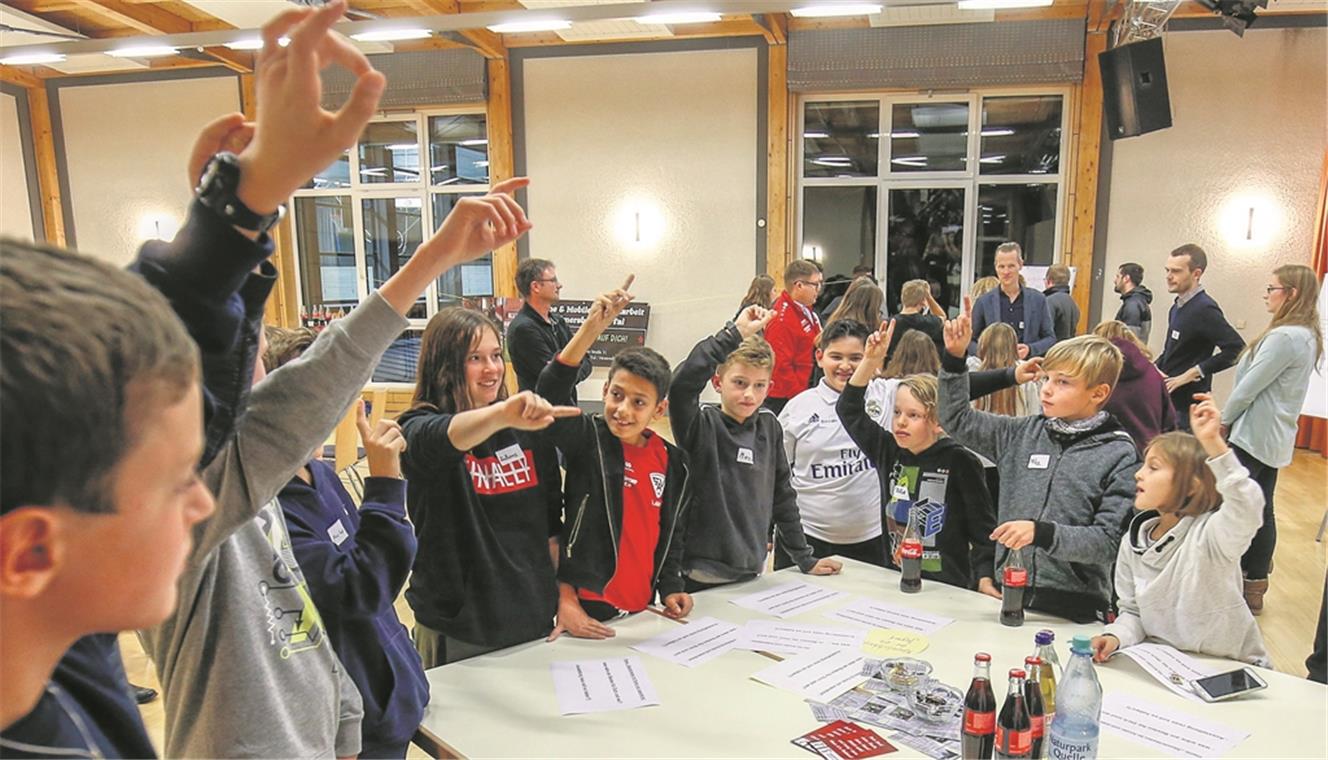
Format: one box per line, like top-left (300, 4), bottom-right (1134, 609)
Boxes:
top-left (399, 407), bottom-right (562, 647)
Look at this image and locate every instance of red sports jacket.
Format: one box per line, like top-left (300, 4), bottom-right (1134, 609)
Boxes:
top-left (765, 290), bottom-right (821, 399)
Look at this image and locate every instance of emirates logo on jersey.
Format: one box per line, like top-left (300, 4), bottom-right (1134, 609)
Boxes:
top-left (464, 450), bottom-right (540, 495)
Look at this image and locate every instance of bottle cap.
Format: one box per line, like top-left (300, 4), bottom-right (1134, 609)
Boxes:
top-left (1010, 669), bottom-right (1026, 679)
top-left (975, 652), bottom-right (991, 662)
top-left (1071, 635), bottom-right (1092, 653)
top-left (1035, 630), bottom-right (1055, 645)
top-left (1025, 656), bottom-right (1042, 666)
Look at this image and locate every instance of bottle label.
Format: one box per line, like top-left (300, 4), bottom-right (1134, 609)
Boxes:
top-left (1030, 714), bottom-right (1045, 738)
top-left (901, 539), bottom-right (923, 560)
top-left (1048, 734), bottom-right (1097, 760)
top-left (964, 710), bottom-right (995, 734)
top-left (1004, 566), bottom-right (1028, 586)
top-left (1010, 728), bottom-right (1032, 755)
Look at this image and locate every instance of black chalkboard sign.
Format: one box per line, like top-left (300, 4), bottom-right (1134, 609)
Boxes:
top-left (550, 300), bottom-right (652, 367)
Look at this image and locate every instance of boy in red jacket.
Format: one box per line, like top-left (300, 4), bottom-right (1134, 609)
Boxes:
top-left (765, 260), bottom-right (824, 413)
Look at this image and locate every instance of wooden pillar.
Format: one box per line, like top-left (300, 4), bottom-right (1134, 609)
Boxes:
top-left (1064, 30), bottom-right (1107, 333)
top-left (240, 73), bottom-right (299, 328)
top-left (766, 42), bottom-right (791, 286)
top-left (25, 84), bottom-right (66, 247)
top-left (487, 56), bottom-right (518, 299)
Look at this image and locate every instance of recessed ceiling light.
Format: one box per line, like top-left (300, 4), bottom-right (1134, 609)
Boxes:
top-left (225, 38), bottom-right (264, 50)
top-left (0, 52), bottom-right (66, 65)
top-left (487, 20), bottom-right (572, 33)
top-left (803, 131), bottom-right (830, 139)
top-left (956, 0), bottom-right (1053, 9)
top-left (635, 11), bottom-right (722, 25)
top-left (981, 128), bottom-right (1016, 137)
top-left (790, 4), bottom-right (883, 18)
top-left (351, 28), bottom-right (432, 42)
top-left (106, 45), bottom-right (177, 58)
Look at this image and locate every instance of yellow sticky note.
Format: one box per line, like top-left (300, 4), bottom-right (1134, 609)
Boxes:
top-left (861, 628), bottom-right (929, 657)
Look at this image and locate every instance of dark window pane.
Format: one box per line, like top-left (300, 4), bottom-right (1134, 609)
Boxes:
top-left (429, 114), bottom-right (488, 186)
top-left (885, 188), bottom-right (965, 316)
top-left (890, 102), bottom-right (969, 173)
top-left (302, 150), bottom-right (350, 189)
top-left (803, 101), bottom-right (879, 178)
top-left (372, 328), bottom-right (423, 384)
top-left (294, 196), bottom-right (357, 313)
top-left (977, 183), bottom-right (1058, 277)
top-left (802, 186), bottom-right (877, 289)
top-left (980, 96), bottom-right (1063, 175)
top-left (432, 193), bottom-right (493, 309)
top-left (363, 197), bottom-right (426, 319)
top-left (359, 121), bottom-right (421, 184)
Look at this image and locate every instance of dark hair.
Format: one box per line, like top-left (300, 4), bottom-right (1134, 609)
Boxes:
top-left (608, 347), bottom-right (671, 403)
top-left (827, 278), bottom-right (883, 329)
top-left (851, 264), bottom-right (876, 280)
top-left (263, 325), bottom-right (317, 373)
top-left (819, 319), bottom-right (870, 350)
top-left (410, 307), bottom-right (508, 414)
top-left (2, 239), bottom-right (199, 515)
top-left (1118, 262), bottom-right (1144, 287)
top-left (1169, 244), bottom-right (1207, 272)
top-left (739, 274), bottom-right (776, 311)
top-left (515, 257), bottom-right (555, 298)
top-left (883, 330), bottom-right (940, 378)
top-left (784, 259), bottom-right (820, 288)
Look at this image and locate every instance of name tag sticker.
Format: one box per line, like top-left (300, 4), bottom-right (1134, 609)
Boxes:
top-left (328, 519), bottom-right (349, 546)
top-left (892, 484), bottom-right (911, 500)
top-left (736, 447), bottom-right (754, 465)
top-left (1028, 454), bottom-right (1051, 470)
top-left (495, 444), bottom-right (525, 465)
top-left (1171, 330), bottom-right (1181, 340)
top-left (1019, 321), bottom-right (1026, 331)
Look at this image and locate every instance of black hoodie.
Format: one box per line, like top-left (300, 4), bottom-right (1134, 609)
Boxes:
top-left (1114, 285), bottom-right (1154, 342)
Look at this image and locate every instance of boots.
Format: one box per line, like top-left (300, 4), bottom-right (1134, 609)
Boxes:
top-left (1244, 578), bottom-right (1269, 616)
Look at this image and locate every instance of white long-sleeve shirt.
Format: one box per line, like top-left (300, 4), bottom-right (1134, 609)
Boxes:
top-left (1103, 449), bottom-right (1271, 667)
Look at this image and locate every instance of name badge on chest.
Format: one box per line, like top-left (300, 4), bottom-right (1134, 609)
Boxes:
top-left (495, 443), bottom-right (525, 465)
top-left (1171, 330), bottom-right (1181, 340)
top-left (891, 483), bottom-right (911, 501)
top-left (736, 447), bottom-right (754, 465)
top-left (1028, 454), bottom-right (1051, 470)
top-left (327, 519), bottom-right (349, 546)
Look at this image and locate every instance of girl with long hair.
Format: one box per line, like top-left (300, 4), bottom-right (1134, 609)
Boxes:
top-left (971, 323), bottom-right (1040, 418)
top-left (1221, 264), bottom-right (1323, 614)
top-left (737, 273), bottom-right (776, 318)
top-left (828, 279), bottom-right (886, 328)
top-left (398, 307), bottom-right (576, 665)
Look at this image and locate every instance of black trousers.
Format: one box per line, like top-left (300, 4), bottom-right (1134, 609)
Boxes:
top-left (1234, 445), bottom-right (1280, 580)
top-left (1309, 570), bottom-right (1327, 684)
top-left (773, 532), bottom-right (886, 570)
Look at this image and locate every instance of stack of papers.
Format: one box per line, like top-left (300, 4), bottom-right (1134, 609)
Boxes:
top-left (731, 581), bottom-right (849, 618)
top-left (550, 656), bottom-right (660, 715)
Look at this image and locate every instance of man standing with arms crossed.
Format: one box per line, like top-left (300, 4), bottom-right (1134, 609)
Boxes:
top-left (1156, 244), bottom-right (1245, 429)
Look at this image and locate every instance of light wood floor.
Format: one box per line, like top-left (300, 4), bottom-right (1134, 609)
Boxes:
top-left (120, 445), bottom-right (1327, 752)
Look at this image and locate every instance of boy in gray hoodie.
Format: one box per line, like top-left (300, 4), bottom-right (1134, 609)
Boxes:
top-left (939, 299), bottom-right (1139, 623)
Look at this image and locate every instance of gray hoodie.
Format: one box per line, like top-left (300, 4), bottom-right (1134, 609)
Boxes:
top-left (938, 354), bottom-right (1140, 622)
top-left (141, 293), bottom-right (407, 758)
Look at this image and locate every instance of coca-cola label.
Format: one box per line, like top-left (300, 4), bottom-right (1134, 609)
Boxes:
top-left (964, 710), bottom-right (995, 735)
top-left (901, 539), bottom-right (923, 560)
top-left (1004, 566), bottom-right (1028, 587)
top-left (1030, 714), bottom-right (1045, 738)
top-left (996, 727), bottom-right (1033, 756)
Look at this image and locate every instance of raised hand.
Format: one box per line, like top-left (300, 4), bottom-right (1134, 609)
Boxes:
top-left (864, 319), bottom-right (896, 365)
top-left (423, 177), bottom-right (533, 267)
top-left (942, 296), bottom-right (973, 358)
top-left (499, 391), bottom-right (581, 432)
top-left (1014, 357), bottom-right (1044, 385)
top-left (1189, 393), bottom-right (1229, 458)
top-left (356, 400), bottom-right (406, 479)
top-left (735, 305), bottom-right (775, 339)
top-left (235, 0), bottom-right (386, 214)
top-left (188, 112), bottom-right (254, 189)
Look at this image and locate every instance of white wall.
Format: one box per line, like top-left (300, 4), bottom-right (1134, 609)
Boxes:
top-left (1100, 26), bottom-right (1327, 405)
top-left (1, 91), bottom-right (36, 241)
top-left (522, 48), bottom-right (759, 400)
top-left (58, 75), bottom-right (241, 266)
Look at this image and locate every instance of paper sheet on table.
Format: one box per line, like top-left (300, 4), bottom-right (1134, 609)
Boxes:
top-left (550, 656), bottom-right (660, 715)
top-left (735, 619), bottom-right (867, 655)
top-left (731, 581), bottom-right (849, 618)
top-left (1114, 642), bottom-right (1216, 702)
top-left (752, 646), bottom-right (869, 701)
top-left (860, 628), bottom-right (929, 657)
top-left (631, 616), bottom-right (740, 668)
top-left (824, 598), bottom-right (953, 635)
top-left (1100, 692), bottom-right (1250, 758)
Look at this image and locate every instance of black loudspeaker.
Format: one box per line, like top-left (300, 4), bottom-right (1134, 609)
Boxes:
top-left (1099, 38), bottom-right (1173, 140)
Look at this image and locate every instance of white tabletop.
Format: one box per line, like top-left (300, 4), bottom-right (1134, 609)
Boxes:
top-left (417, 559), bottom-right (1328, 759)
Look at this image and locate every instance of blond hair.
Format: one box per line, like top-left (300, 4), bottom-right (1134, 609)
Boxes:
top-left (897, 373), bottom-right (939, 422)
top-left (1042, 335), bottom-right (1123, 391)
top-left (975, 323), bottom-right (1021, 417)
top-left (900, 279), bottom-right (931, 309)
top-left (1144, 432), bottom-right (1222, 516)
top-left (1093, 319), bottom-right (1152, 360)
top-left (1243, 264), bottom-right (1323, 365)
top-left (970, 276), bottom-right (999, 301)
top-left (718, 335), bottom-right (775, 375)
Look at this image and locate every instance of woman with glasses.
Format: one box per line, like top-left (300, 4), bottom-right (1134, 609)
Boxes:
top-left (1221, 264), bottom-right (1323, 615)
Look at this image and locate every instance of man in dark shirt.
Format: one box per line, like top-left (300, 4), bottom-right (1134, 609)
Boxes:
top-left (506, 258), bottom-right (592, 399)
top-left (968, 242), bottom-right (1056, 358)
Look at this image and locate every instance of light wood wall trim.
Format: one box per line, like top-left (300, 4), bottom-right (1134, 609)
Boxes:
top-left (25, 84), bottom-right (66, 247)
top-left (1063, 29), bottom-right (1107, 333)
top-left (487, 56), bottom-right (518, 299)
top-left (766, 42), bottom-right (791, 285)
top-left (239, 73), bottom-right (298, 327)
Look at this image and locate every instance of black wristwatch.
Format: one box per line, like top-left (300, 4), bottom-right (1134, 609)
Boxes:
top-left (195, 151), bottom-right (285, 235)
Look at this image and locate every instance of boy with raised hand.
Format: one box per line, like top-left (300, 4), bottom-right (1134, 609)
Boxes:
top-left (836, 320), bottom-right (997, 592)
top-left (537, 277), bottom-right (695, 639)
top-left (670, 306), bottom-right (842, 592)
top-left (938, 298), bottom-right (1139, 623)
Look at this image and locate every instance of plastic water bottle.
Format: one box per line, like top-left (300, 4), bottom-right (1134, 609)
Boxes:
top-left (1047, 635), bottom-right (1101, 760)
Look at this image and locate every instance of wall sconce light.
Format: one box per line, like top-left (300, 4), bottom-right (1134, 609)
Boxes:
top-left (1218, 192), bottom-right (1279, 248)
top-left (137, 212), bottom-right (180, 243)
top-left (802, 244), bottom-right (823, 262)
top-left (612, 200), bottom-right (665, 249)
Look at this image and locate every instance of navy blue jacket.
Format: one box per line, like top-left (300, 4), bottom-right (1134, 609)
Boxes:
top-left (278, 460), bottom-right (428, 755)
top-left (1156, 289), bottom-right (1245, 398)
top-left (969, 286), bottom-right (1057, 357)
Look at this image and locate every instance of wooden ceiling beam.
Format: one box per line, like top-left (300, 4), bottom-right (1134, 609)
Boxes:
top-left (82, 0), bottom-right (194, 35)
top-left (0, 64), bottom-right (44, 89)
top-left (200, 47), bottom-right (254, 74)
top-left (402, 0), bottom-right (462, 14)
top-left (458, 28), bottom-right (506, 59)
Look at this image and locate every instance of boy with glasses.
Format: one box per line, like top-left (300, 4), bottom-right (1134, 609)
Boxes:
top-left (765, 260), bottom-right (824, 414)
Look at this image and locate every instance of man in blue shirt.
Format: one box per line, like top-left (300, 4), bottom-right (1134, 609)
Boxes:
top-left (969, 242), bottom-right (1057, 358)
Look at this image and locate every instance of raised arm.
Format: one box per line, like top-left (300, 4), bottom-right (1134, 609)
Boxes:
top-left (669, 306), bottom-right (773, 444)
top-left (939, 298), bottom-right (1026, 461)
top-left (838, 320), bottom-right (898, 464)
top-left (1193, 395), bottom-right (1265, 562)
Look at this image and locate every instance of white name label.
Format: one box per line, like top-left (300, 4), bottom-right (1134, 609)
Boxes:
top-left (736, 447), bottom-right (754, 465)
top-left (496, 444), bottom-right (525, 465)
top-left (1028, 454), bottom-right (1051, 470)
top-left (1171, 330), bottom-right (1181, 340)
top-left (328, 519), bottom-right (349, 546)
top-left (892, 483), bottom-right (911, 501)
